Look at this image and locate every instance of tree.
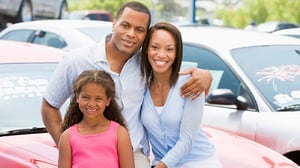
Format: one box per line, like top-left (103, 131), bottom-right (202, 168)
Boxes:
top-left (68, 0), bottom-right (152, 18)
top-left (214, 0), bottom-right (300, 28)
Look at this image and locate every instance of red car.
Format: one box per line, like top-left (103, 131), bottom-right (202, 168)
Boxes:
top-left (0, 40), bottom-right (298, 167)
top-left (68, 10), bottom-right (113, 21)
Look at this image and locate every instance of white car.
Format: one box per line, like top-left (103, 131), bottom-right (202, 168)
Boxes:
top-left (0, 19), bottom-right (112, 51)
top-left (273, 27), bottom-right (300, 40)
top-left (179, 25), bottom-right (300, 164)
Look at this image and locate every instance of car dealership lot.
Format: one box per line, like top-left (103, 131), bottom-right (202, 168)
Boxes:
top-left (0, 39), bottom-right (298, 167)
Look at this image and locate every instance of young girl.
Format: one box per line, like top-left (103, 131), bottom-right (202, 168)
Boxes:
top-left (58, 70), bottom-right (134, 168)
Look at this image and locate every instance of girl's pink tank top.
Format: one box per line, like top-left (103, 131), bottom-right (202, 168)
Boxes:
top-left (69, 121), bottom-right (119, 168)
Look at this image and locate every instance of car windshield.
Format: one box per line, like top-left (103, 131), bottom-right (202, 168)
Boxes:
top-left (231, 45), bottom-right (300, 111)
top-left (0, 63), bottom-right (67, 133)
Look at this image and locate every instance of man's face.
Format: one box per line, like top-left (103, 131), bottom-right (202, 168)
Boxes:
top-left (111, 7), bottom-right (149, 57)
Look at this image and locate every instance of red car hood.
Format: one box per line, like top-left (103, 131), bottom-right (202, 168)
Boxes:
top-left (0, 133), bottom-right (57, 168)
top-left (204, 127), bottom-right (298, 168)
top-left (0, 129), bottom-right (297, 168)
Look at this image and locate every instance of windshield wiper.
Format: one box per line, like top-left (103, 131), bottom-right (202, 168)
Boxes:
top-left (277, 104), bottom-right (300, 111)
top-left (0, 127), bottom-right (47, 137)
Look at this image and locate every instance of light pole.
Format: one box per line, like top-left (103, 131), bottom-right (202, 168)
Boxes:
top-left (190, 0), bottom-right (197, 23)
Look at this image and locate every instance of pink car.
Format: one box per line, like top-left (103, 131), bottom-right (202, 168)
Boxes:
top-left (0, 40), bottom-right (298, 167)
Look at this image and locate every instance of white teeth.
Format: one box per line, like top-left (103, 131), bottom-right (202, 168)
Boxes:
top-left (87, 109), bottom-right (96, 112)
top-left (155, 60), bottom-right (166, 66)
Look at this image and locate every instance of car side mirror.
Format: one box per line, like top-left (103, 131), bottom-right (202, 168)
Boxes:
top-left (35, 30), bottom-right (46, 37)
top-left (206, 89), bottom-right (248, 111)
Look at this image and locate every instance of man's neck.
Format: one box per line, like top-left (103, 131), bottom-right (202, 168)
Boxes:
top-left (106, 41), bottom-right (131, 74)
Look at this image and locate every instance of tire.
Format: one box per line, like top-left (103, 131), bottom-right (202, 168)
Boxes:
top-left (0, 16), bottom-right (7, 30)
top-left (13, 0), bottom-right (33, 23)
top-left (58, 1), bottom-right (68, 19)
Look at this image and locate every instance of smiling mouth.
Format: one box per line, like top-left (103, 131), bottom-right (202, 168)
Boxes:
top-left (155, 60), bottom-right (167, 66)
top-left (122, 38), bottom-right (136, 47)
top-left (86, 108), bottom-right (97, 112)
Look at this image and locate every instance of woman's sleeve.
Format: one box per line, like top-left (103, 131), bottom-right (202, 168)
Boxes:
top-left (161, 92), bottom-right (205, 167)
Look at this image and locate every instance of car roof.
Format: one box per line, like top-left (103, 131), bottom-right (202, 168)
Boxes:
top-left (70, 10), bottom-right (112, 14)
top-left (4, 19), bottom-right (112, 29)
top-left (0, 20), bottom-right (112, 51)
top-left (179, 26), bottom-right (300, 51)
top-left (257, 21), bottom-right (298, 26)
top-left (273, 27), bottom-right (300, 35)
top-left (0, 40), bottom-right (66, 63)
top-left (0, 19), bottom-right (112, 37)
top-left (256, 21), bottom-right (299, 32)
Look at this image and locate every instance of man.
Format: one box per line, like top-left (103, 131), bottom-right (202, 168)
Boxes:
top-left (41, 1), bottom-right (212, 167)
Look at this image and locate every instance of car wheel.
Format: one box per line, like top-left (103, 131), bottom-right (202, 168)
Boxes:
top-left (0, 16), bottom-right (7, 29)
top-left (14, 0), bottom-right (33, 23)
top-left (58, 1), bottom-right (68, 19)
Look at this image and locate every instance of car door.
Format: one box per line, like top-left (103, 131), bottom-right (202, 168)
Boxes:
top-left (182, 43), bottom-right (259, 141)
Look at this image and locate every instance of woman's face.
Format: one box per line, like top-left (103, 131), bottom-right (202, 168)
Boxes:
top-left (147, 29), bottom-right (176, 74)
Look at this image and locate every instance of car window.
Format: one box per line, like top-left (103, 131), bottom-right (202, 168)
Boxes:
top-left (0, 63), bottom-right (68, 131)
top-left (32, 31), bottom-right (67, 49)
top-left (278, 23), bottom-right (298, 30)
top-left (183, 43), bottom-right (240, 93)
top-left (231, 45), bottom-right (300, 111)
top-left (0, 30), bottom-right (34, 42)
top-left (0, 63), bottom-right (55, 131)
top-left (86, 13), bottom-right (111, 21)
top-left (182, 43), bottom-right (257, 109)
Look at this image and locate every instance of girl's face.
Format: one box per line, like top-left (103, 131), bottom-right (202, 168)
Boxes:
top-left (77, 82), bottom-right (111, 119)
top-left (147, 29), bottom-right (176, 74)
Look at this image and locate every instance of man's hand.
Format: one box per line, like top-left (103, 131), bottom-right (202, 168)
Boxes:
top-left (179, 67), bottom-right (212, 100)
top-left (154, 162), bottom-right (167, 168)
top-left (41, 98), bottom-right (63, 146)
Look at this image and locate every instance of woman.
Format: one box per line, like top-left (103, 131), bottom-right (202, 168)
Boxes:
top-left (140, 22), bottom-right (222, 168)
